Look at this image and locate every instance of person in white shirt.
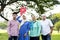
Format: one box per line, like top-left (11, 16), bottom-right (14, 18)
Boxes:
top-left (40, 14), bottom-right (53, 40)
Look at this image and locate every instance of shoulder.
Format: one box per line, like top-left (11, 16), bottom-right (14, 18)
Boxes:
top-left (26, 21), bottom-right (31, 24)
top-left (36, 20), bottom-right (40, 22)
top-left (36, 20), bottom-right (42, 23)
top-left (8, 20), bottom-right (13, 24)
top-left (46, 19), bottom-right (50, 20)
top-left (46, 19), bottom-right (51, 22)
top-left (8, 20), bottom-right (12, 22)
top-left (36, 20), bottom-right (41, 24)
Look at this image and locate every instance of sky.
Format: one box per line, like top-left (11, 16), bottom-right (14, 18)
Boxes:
top-left (58, 0), bottom-right (60, 2)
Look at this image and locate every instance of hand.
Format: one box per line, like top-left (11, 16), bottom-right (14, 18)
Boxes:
top-left (24, 33), bottom-right (27, 37)
top-left (8, 34), bottom-right (11, 37)
top-left (49, 32), bottom-right (52, 35)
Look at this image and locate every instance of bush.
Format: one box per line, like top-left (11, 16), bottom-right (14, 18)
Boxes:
top-left (0, 21), bottom-right (7, 29)
top-left (54, 21), bottom-right (60, 32)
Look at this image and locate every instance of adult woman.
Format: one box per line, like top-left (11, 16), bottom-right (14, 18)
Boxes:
top-left (17, 14), bottom-right (30, 40)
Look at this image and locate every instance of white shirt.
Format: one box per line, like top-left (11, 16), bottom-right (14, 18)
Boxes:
top-left (40, 19), bottom-right (53, 35)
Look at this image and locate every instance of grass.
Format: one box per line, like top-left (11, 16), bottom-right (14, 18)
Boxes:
top-left (0, 33), bottom-right (60, 40)
top-left (0, 33), bottom-right (8, 40)
top-left (0, 30), bottom-right (60, 40)
top-left (51, 34), bottom-right (60, 40)
top-left (0, 29), bottom-right (7, 33)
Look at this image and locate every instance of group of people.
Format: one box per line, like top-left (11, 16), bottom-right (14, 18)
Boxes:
top-left (7, 12), bottom-right (53, 40)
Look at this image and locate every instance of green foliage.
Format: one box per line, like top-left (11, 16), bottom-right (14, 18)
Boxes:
top-left (54, 21), bottom-right (60, 31)
top-left (50, 13), bottom-right (60, 24)
top-left (0, 0), bottom-right (60, 21)
top-left (0, 21), bottom-right (7, 29)
top-left (51, 13), bottom-right (60, 19)
top-left (31, 0), bottom-right (60, 14)
top-left (49, 13), bottom-right (60, 31)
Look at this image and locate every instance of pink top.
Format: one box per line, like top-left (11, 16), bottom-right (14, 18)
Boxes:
top-left (7, 20), bottom-right (19, 36)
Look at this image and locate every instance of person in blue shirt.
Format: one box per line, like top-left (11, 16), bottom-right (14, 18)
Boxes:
top-left (16, 14), bottom-right (30, 40)
top-left (29, 14), bottom-right (41, 40)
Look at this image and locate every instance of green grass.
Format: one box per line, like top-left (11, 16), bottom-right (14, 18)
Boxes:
top-left (0, 33), bottom-right (60, 40)
top-left (0, 33), bottom-right (8, 40)
top-left (51, 34), bottom-right (60, 40)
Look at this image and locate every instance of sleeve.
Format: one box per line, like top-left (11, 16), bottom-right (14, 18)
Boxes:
top-left (16, 16), bottom-right (22, 23)
top-left (7, 21), bottom-right (11, 35)
top-left (26, 22), bottom-right (31, 34)
top-left (40, 23), bottom-right (42, 33)
top-left (48, 19), bottom-right (53, 27)
top-left (37, 21), bottom-right (42, 34)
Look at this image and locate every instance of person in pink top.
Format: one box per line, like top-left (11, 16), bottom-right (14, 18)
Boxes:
top-left (7, 12), bottom-right (19, 40)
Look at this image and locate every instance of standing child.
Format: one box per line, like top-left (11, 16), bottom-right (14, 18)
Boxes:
top-left (7, 12), bottom-right (19, 40)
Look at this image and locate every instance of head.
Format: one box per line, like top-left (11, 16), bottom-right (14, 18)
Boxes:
top-left (41, 14), bottom-right (46, 20)
top-left (31, 14), bottom-right (36, 21)
top-left (22, 14), bottom-right (26, 20)
top-left (12, 12), bottom-right (17, 20)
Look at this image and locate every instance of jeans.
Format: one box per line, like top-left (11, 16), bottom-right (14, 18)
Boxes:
top-left (41, 34), bottom-right (51, 40)
top-left (30, 37), bottom-right (39, 40)
top-left (8, 36), bottom-right (18, 40)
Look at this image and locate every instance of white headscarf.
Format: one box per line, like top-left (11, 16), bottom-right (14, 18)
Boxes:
top-left (20, 14), bottom-right (27, 27)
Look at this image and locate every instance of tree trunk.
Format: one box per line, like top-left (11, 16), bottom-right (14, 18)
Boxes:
top-left (0, 14), bottom-right (9, 21)
top-left (0, 0), bottom-right (18, 21)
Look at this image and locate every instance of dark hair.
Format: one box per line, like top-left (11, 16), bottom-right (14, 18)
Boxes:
top-left (12, 12), bottom-right (17, 15)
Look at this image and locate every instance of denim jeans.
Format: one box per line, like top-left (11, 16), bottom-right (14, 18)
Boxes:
top-left (30, 37), bottom-right (39, 40)
top-left (41, 34), bottom-right (51, 40)
top-left (8, 36), bottom-right (18, 40)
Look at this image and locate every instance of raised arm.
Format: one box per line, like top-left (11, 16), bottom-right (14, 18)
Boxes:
top-left (16, 16), bottom-right (22, 23)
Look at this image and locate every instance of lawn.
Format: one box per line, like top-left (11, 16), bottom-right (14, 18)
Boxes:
top-left (0, 33), bottom-right (60, 40)
top-left (0, 33), bottom-right (8, 40)
top-left (51, 34), bottom-right (60, 40)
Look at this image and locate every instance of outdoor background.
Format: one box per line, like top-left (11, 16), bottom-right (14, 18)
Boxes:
top-left (0, 0), bottom-right (60, 40)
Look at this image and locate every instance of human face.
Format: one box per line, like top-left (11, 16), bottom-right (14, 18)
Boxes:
top-left (12, 14), bottom-right (17, 20)
top-left (42, 16), bottom-right (46, 20)
top-left (31, 15), bottom-right (36, 21)
top-left (22, 15), bottom-right (26, 20)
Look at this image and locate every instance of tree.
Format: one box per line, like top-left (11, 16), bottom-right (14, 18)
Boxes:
top-left (49, 13), bottom-right (60, 32)
top-left (0, 0), bottom-right (18, 21)
top-left (50, 13), bottom-right (60, 24)
top-left (54, 21), bottom-right (60, 32)
top-left (0, 0), bottom-right (60, 21)
top-left (31, 0), bottom-right (60, 14)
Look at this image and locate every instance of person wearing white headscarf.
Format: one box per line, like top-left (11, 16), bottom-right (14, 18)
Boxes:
top-left (16, 13), bottom-right (30, 40)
